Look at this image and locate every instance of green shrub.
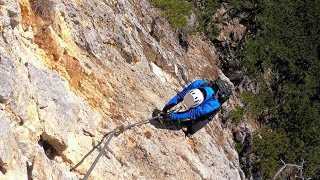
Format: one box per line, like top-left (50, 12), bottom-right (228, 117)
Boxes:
top-left (253, 129), bottom-right (292, 178)
top-left (228, 0), bottom-right (256, 11)
top-left (149, 0), bottom-right (221, 37)
top-left (150, 0), bottom-right (193, 29)
top-left (236, 0), bottom-right (320, 177)
top-left (235, 142), bottom-right (243, 153)
top-left (229, 106), bottom-right (245, 125)
top-left (241, 92), bottom-right (265, 120)
top-left (196, 0), bottom-right (220, 39)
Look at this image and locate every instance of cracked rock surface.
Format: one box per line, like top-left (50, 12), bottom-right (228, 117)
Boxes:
top-left (0, 0), bottom-right (244, 179)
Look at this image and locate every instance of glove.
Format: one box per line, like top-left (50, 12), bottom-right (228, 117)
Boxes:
top-left (159, 112), bottom-right (172, 124)
top-left (162, 103), bottom-right (175, 113)
top-left (161, 112), bottom-right (171, 120)
top-left (162, 105), bottom-right (170, 113)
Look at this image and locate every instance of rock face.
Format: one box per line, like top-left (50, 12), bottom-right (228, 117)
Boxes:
top-left (0, 0), bottom-right (243, 179)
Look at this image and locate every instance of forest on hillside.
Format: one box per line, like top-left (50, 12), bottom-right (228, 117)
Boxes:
top-left (232, 0), bottom-right (320, 178)
top-left (150, 0), bottom-right (320, 178)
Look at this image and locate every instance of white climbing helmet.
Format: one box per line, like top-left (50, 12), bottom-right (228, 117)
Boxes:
top-left (183, 89), bottom-right (204, 108)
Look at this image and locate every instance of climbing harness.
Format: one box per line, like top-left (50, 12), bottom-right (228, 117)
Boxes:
top-left (71, 115), bottom-right (161, 180)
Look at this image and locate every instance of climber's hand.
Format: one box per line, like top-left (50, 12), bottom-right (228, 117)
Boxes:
top-left (159, 112), bottom-right (171, 123)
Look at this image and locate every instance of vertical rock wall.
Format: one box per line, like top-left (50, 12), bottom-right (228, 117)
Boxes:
top-left (0, 0), bottom-right (243, 179)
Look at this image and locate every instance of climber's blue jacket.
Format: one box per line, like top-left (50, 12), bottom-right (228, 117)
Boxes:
top-left (165, 80), bottom-right (221, 121)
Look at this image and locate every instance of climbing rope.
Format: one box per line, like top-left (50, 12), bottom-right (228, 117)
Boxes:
top-left (73, 115), bottom-right (161, 180)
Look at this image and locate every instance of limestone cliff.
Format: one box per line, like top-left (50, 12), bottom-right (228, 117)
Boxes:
top-left (0, 0), bottom-right (243, 179)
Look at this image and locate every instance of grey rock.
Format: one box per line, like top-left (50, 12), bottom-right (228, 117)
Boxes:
top-left (0, 111), bottom-right (9, 135)
top-left (7, 10), bottom-right (18, 18)
top-left (226, 71), bottom-right (244, 86)
top-left (26, 64), bottom-right (77, 151)
top-left (27, 64), bottom-right (79, 122)
top-left (240, 123), bottom-right (253, 134)
top-left (3, 2), bottom-right (21, 29)
top-left (10, 18), bottom-right (19, 29)
top-left (27, 64), bottom-right (83, 136)
top-left (0, 72), bottom-right (13, 104)
top-left (0, 56), bottom-right (14, 104)
top-left (233, 123), bottom-right (253, 144)
top-left (235, 132), bottom-right (245, 144)
top-left (0, 55), bottom-right (14, 72)
top-left (239, 76), bottom-right (259, 94)
top-left (0, 113), bottom-right (15, 175)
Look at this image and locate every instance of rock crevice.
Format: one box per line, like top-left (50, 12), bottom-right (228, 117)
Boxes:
top-left (0, 158), bottom-right (7, 175)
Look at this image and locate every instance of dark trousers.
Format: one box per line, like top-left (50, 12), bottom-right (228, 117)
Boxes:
top-left (180, 118), bottom-right (212, 136)
top-left (179, 109), bottom-right (219, 136)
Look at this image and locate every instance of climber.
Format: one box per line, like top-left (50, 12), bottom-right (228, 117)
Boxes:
top-left (159, 78), bottom-right (231, 136)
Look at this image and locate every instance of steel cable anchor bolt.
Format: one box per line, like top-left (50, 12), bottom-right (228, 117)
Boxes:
top-left (114, 125), bottom-right (125, 136)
